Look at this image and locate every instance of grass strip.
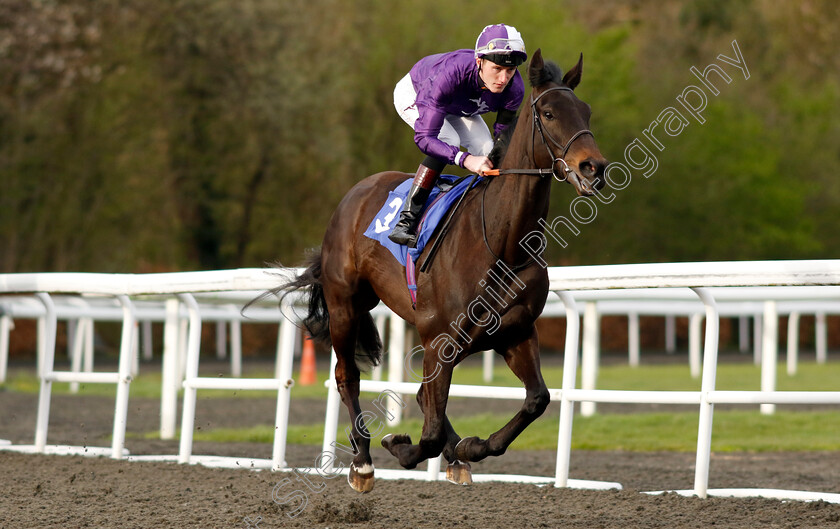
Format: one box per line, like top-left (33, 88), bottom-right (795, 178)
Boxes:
top-left (4, 360), bottom-right (839, 398)
top-left (152, 410), bottom-right (840, 453)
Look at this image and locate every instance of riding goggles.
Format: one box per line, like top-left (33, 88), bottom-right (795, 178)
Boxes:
top-left (476, 37), bottom-right (526, 56)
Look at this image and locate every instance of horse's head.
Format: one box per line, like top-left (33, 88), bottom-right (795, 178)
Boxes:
top-left (527, 48), bottom-right (608, 196)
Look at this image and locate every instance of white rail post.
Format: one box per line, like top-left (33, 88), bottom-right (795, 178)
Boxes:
top-left (689, 313), bottom-right (703, 378)
top-left (274, 323), bottom-right (297, 380)
top-left (67, 319), bottom-right (85, 393)
top-left (482, 350), bottom-right (494, 382)
top-left (230, 316), bottom-right (242, 378)
top-left (760, 301), bottom-right (778, 415)
top-left (67, 297), bottom-right (93, 394)
top-left (222, 304), bottom-right (240, 376)
top-left (160, 298), bottom-right (180, 439)
top-left (36, 314), bottom-right (46, 378)
top-left (0, 314), bottom-right (11, 383)
top-left (580, 301), bottom-right (599, 417)
top-left (815, 312), bottom-right (827, 364)
top-left (321, 351), bottom-right (341, 472)
top-left (177, 293), bottom-right (202, 464)
top-left (34, 293), bottom-right (57, 453)
top-left (131, 319), bottom-right (140, 378)
top-left (111, 295), bottom-right (136, 459)
top-left (554, 291), bottom-right (580, 488)
top-left (691, 287), bottom-right (719, 499)
top-left (177, 315), bottom-right (189, 383)
top-left (272, 300), bottom-right (297, 471)
top-left (787, 312), bottom-right (800, 376)
top-left (386, 314), bottom-right (405, 426)
top-left (426, 455), bottom-right (441, 481)
top-left (753, 315), bottom-right (763, 365)
top-left (628, 312), bottom-right (640, 367)
top-left (82, 317), bottom-right (94, 374)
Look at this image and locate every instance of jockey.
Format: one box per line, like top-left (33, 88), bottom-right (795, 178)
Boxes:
top-left (389, 23), bottom-right (527, 247)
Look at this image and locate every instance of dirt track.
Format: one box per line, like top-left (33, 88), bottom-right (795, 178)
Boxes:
top-left (2, 449), bottom-right (840, 529)
top-left (2, 385), bottom-right (840, 529)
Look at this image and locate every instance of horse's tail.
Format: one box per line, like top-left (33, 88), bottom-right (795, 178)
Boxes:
top-left (265, 249), bottom-right (331, 346)
top-left (355, 311), bottom-right (383, 369)
top-left (255, 248), bottom-right (382, 369)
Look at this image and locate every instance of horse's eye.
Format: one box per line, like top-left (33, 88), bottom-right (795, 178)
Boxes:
top-left (543, 111), bottom-right (554, 120)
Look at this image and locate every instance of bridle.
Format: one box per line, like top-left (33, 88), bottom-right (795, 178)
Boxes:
top-left (529, 86), bottom-right (594, 184)
top-left (487, 85), bottom-right (594, 184)
top-left (478, 85), bottom-right (595, 272)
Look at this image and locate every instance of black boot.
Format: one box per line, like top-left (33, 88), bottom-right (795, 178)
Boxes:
top-left (388, 182), bottom-right (432, 247)
top-left (389, 162), bottom-right (441, 247)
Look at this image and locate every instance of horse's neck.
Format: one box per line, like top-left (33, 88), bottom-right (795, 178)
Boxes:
top-left (482, 149), bottom-right (552, 264)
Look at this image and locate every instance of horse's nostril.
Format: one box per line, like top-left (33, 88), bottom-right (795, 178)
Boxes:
top-left (579, 160), bottom-right (596, 177)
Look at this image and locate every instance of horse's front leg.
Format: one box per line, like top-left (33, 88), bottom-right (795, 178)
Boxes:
top-left (404, 382), bottom-right (473, 484)
top-left (381, 355), bottom-right (453, 470)
top-left (455, 327), bottom-right (549, 463)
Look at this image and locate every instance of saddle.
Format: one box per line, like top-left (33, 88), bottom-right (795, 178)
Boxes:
top-left (363, 174), bottom-right (484, 306)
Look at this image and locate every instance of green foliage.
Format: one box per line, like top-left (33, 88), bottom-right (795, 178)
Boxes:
top-left (178, 410), bottom-right (840, 452)
top-left (1, 0), bottom-right (838, 271)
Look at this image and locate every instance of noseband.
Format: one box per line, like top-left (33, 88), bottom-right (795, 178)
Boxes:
top-left (530, 86), bottom-right (594, 183)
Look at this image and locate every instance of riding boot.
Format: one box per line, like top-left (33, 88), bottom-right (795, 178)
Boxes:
top-left (388, 164), bottom-right (439, 248)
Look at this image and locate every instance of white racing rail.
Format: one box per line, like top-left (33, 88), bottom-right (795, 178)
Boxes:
top-left (1, 261), bottom-right (839, 503)
top-left (540, 286), bottom-right (840, 416)
top-left (0, 269), bottom-right (296, 468)
top-left (325, 260), bottom-right (840, 501)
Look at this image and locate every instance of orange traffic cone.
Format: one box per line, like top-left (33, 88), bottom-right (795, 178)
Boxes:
top-left (299, 335), bottom-right (317, 386)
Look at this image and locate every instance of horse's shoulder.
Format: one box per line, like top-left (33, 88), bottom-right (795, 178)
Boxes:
top-left (362, 171), bottom-right (410, 191)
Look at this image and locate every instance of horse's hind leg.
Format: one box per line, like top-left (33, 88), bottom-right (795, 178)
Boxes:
top-left (329, 304), bottom-right (376, 492)
top-left (456, 327), bottom-right (550, 463)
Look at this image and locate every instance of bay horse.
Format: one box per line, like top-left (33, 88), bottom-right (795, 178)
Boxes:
top-left (277, 49), bottom-right (608, 491)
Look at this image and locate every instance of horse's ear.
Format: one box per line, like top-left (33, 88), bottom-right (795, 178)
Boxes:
top-left (528, 48), bottom-right (545, 86)
top-left (562, 53), bottom-right (583, 90)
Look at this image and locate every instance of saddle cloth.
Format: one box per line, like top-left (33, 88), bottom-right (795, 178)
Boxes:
top-left (363, 174), bottom-right (484, 305)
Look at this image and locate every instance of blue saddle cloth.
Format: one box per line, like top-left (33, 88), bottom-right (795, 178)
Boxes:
top-left (363, 174), bottom-right (484, 266)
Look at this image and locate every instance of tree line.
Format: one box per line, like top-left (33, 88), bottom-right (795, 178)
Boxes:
top-left (1, 0), bottom-right (837, 273)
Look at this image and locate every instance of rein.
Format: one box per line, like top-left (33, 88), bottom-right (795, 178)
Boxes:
top-left (421, 86), bottom-right (596, 274)
top-left (480, 86), bottom-right (594, 272)
top-left (485, 86), bottom-right (594, 183)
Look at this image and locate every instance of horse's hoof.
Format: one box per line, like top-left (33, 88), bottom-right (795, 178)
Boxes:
top-left (381, 433), bottom-right (412, 452)
top-left (454, 436), bottom-right (481, 462)
top-left (446, 460), bottom-right (473, 485)
top-left (348, 462), bottom-right (375, 493)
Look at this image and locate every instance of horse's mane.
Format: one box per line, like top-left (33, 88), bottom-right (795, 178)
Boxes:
top-left (488, 122), bottom-right (516, 167)
top-left (489, 61), bottom-right (564, 166)
top-left (529, 60), bottom-right (564, 87)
